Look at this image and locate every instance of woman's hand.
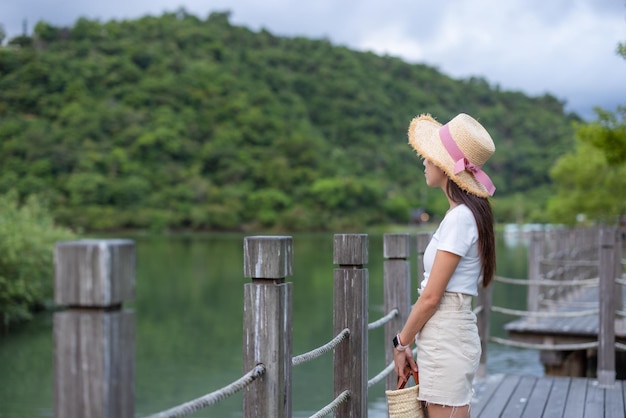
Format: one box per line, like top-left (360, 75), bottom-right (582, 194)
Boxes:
top-left (393, 347), bottom-right (418, 384)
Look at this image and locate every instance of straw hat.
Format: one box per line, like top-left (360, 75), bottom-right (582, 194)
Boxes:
top-left (408, 113), bottom-right (496, 197)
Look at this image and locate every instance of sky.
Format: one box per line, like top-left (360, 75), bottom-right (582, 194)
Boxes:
top-left (1, 0), bottom-right (625, 119)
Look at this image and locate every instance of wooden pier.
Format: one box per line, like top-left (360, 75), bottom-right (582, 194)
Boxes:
top-left (472, 374), bottom-right (626, 417)
top-left (494, 227), bottom-right (625, 382)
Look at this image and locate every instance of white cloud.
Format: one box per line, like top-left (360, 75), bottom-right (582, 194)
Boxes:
top-left (1, 0), bottom-right (624, 118)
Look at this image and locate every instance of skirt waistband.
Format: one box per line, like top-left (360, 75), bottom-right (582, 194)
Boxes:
top-left (437, 292), bottom-right (473, 311)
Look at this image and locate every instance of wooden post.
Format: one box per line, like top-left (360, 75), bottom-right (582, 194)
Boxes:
top-left (54, 239), bottom-right (135, 418)
top-left (475, 284), bottom-right (493, 379)
top-left (527, 230), bottom-right (544, 324)
top-left (383, 233), bottom-right (411, 390)
top-left (597, 228), bottom-right (617, 387)
top-left (415, 232), bottom-right (432, 287)
top-left (333, 234), bottom-right (368, 418)
top-left (614, 228), bottom-right (623, 319)
top-left (242, 236), bottom-right (293, 418)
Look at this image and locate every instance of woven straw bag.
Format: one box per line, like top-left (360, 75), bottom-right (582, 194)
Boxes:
top-left (385, 369), bottom-right (425, 418)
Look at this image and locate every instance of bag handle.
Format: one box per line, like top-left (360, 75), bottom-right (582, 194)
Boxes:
top-left (396, 367), bottom-right (419, 390)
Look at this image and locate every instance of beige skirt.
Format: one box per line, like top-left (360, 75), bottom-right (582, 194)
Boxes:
top-left (415, 292), bottom-right (480, 406)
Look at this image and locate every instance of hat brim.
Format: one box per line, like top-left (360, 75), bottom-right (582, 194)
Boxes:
top-left (408, 114), bottom-right (491, 198)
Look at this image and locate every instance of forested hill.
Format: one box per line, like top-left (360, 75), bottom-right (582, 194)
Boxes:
top-left (0, 10), bottom-right (579, 232)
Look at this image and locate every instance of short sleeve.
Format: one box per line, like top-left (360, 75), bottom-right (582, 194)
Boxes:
top-left (436, 206), bottom-right (478, 257)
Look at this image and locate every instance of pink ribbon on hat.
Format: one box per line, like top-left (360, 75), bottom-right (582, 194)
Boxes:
top-left (439, 124), bottom-right (496, 196)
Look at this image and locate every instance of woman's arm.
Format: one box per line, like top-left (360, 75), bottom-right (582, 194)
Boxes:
top-left (394, 249), bottom-right (461, 376)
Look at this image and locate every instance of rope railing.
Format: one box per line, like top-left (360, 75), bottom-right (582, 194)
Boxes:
top-left (494, 275), bottom-right (599, 287)
top-left (309, 390), bottom-right (350, 418)
top-left (489, 336), bottom-right (599, 351)
top-left (367, 347), bottom-right (418, 388)
top-left (539, 259), bottom-right (599, 267)
top-left (144, 364), bottom-right (266, 418)
top-left (616, 342), bottom-right (626, 351)
top-left (292, 328), bottom-right (350, 367)
top-left (368, 308), bottom-right (398, 330)
top-left (368, 360), bottom-right (394, 388)
top-left (491, 306), bottom-right (599, 318)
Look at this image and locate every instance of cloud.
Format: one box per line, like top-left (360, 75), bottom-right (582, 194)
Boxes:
top-left (1, 0), bottom-right (625, 118)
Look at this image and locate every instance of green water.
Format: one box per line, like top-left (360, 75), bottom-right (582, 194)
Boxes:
top-left (0, 232), bottom-right (542, 418)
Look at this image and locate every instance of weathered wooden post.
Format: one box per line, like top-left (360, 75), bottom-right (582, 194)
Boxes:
top-left (415, 232), bottom-right (432, 287)
top-left (613, 228), bottom-right (623, 322)
top-left (475, 284), bottom-right (493, 379)
top-left (383, 233), bottom-right (412, 390)
top-left (333, 234), bottom-right (368, 418)
top-left (242, 236), bottom-right (293, 418)
top-left (527, 230), bottom-right (544, 324)
top-left (597, 228), bottom-right (617, 386)
top-left (54, 239), bottom-right (135, 418)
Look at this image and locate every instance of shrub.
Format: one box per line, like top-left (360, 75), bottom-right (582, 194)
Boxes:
top-left (0, 191), bottom-right (76, 332)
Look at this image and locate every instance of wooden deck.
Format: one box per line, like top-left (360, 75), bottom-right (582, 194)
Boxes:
top-left (472, 374), bottom-right (625, 417)
top-left (505, 285), bottom-right (626, 342)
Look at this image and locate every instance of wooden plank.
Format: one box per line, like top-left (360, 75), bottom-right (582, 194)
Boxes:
top-left (584, 380), bottom-right (605, 418)
top-left (471, 374), bottom-right (505, 417)
top-left (562, 378), bottom-right (588, 418)
top-left (542, 377), bottom-right (570, 417)
top-left (521, 376), bottom-right (554, 418)
top-left (583, 380), bottom-right (605, 418)
top-left (500, 375), bottom-right (536, 418)
top-left (476, 375), bottom-right (520, 417)
top-left (604, 380), bottom-right (625, 418)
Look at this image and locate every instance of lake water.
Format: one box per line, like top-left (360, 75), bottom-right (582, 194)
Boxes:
top-left (0, 231), bottom-right (544, 417)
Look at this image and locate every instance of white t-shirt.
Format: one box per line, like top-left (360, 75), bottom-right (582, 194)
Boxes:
top-left (420, 204), bottom-right (482, 296)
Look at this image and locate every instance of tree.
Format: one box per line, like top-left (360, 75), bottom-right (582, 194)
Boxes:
top-left (547, 42), bottom-right (626, 225)
top-left (547, 126), bottom-right (626, 224)
top-left (0, 192), bottom-right (76, 331)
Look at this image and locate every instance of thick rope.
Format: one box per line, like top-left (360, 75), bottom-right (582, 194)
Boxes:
top-left (491, 306), bottom-right (598, 318)
top-left (368, 360), bottom-right (395, 388)
top-left (616, 342), bottom-right (626, 351)
top-left (616, 310), bottom-right (626, 318)
top-left (145, 364), bottom-right (265, 418)
top-left (616, 277), bottom-right (626, 286)
top-left (490, 336), bottom-right (598, 351)
top-left (368, 308), bottom-right (398, 330)
top-left (494, 276), bottom-right (599, 287)
top-left (368, 347), bottom-right (417, 388)
top-left (292, 328), bottom-right (350, 366)
top-left (539, 259), bottom-right (599, 267)
top-left (309, 390), bottom-right (350, 418)
top-left (472, 305), bottom-right (483, 315)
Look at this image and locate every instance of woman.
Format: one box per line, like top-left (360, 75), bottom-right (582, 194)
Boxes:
top-left (393, 113), bottom-right (496, 418)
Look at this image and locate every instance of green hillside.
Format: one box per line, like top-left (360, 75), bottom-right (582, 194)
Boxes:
top-left (0, 10), bottom-right (579, 232)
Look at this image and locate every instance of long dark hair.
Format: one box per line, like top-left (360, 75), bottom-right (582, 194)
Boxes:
top-left (446, 180), bottom-right (496, 287)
